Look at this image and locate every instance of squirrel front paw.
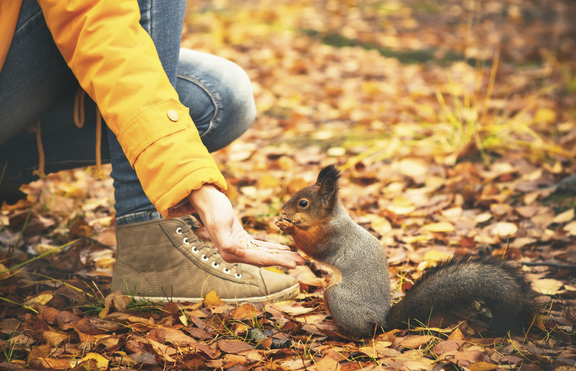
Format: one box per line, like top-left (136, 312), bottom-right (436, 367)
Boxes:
top-left (275, 218), bottom-right (294, 233)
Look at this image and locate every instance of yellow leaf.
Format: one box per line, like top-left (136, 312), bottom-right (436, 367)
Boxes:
top-left (469, 361), bottom-right (499, 371)
top-left (366, 214), bottom-right (392, 235)
top-left (398, 158), bottom-right (427, 178)
top-left (327, 147), bottom-right (346, 157)
top-left (423, 250), bottom-right (452, 263)
top-left (492, 222), bottom-right (518, 237)
top-left (257, 175), bottom-right (281, 189)
top-left (564, 220), bottom-right (576, 236)
top-left (80, 353), bottom-right (109, 371)
top-left (441, 207), bottom-right (462, 219)
top-left (533, 107), bottom-right (556, 124)
top-left (392, 195), bottom-right (413, 208)
top-left (204, 289), bottom-right (224, 307)
top-left (422, 222), bottom-right (454, 232)
top-left (474, 213), bottom-right (492, 224)
top-left (552, 208), bottom-right (574, 224)
top-left (533, 278), bottom-right (564, 295)
top-left (23, 293), bottom-right (53, 306)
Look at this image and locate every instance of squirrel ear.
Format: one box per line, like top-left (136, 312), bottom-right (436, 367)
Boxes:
top-left (316, 165), bottom-right (340, 205)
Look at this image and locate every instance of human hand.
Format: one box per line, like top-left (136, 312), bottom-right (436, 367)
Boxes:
top-left (184, 184), bottom-right (305, 268)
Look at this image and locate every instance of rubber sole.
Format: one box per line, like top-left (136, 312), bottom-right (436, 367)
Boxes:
top-left (129, 283), bottom-right (300, 304)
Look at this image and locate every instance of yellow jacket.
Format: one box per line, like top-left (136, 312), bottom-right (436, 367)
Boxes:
top-left (0, 0), bottom-right (227, 218)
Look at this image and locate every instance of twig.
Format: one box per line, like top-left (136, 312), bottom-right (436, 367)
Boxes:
top-left (521, 262), bottom-right (576, 270)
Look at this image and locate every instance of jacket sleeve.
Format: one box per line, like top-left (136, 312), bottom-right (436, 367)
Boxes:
top-left (36, 0), bottom-right (227, 217)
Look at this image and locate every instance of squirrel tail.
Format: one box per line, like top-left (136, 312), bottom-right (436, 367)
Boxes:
top-left (386, 254), bottom-right (537, 334)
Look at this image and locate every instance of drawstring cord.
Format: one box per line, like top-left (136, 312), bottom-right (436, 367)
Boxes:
top-left (32, 87), bottom-right (104, 179)
top-left (28, 118), bottom-right (46, 178)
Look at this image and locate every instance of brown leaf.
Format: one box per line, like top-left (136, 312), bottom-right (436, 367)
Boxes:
top-left (70, 359), bottom-right (98, 371)
top-left (39, 357), bottom-right (72, 369)
top-left (27, 343), bottom-right (51, 363)
top-left (433, 340), bottom-right (464, 356)
top-left (55, 311), bottom-right (80, 330)
top-left (454, 350), bottom-right (483, 367)
top-left (76, 317), bottom-right (122, 334)
top-left (148, 327), bottom-right (198, 347)
top-left (96, 228), bottom-right (117, 246)
top-left (289, 265), bottom-right (324, 287)
top-left (40, 306), bottom-right (60, 324)
top-left (42, 331), bottom-right (69, 347)
top-left (184, 326), bottom-right (212, 340)
top-left (230, 303), bottom-right (260, 321)
top-left (69, 219), bottom-right (94, 238)
top-left (218, 339), bottom-right (255, 354)
top-left (9, 210), bottom-right (55, 236)
top-left (147, 337), bottom-right (177, 362)
top-left (0, 318), bottom-right (22, 334)
top-left (76, 330), bottom-right (96, 343)
top-left (399, 335), bottom-right (434, 349)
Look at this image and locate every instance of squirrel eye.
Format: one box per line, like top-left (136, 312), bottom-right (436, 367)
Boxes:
top-left (298, 199), bottom-right (309, 208)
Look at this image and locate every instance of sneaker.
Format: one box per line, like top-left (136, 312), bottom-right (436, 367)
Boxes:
top-left (111, 216), bottom-right (299, 303)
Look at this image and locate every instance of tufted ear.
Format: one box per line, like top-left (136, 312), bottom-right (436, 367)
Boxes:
top-left (315, 165), bottom-right (340, 206)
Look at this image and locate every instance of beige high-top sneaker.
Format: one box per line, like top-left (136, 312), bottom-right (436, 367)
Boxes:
top-left (110, 216), bottom-right (300, 303)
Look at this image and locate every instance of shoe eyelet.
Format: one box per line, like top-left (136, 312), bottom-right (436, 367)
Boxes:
top-left (191, 246), bottom-right (199, 253)
top-left (176, 227), bottom-right (182, 235)
top-left (183, 237), bottom-right (189, 244)
top-left (235, 273), bottom-right (242, 279)
top-left (223, 267), bottom-right (231, 274)
top-left (201, 254), bottom-right (209, 261)
top-left (212, 261), bottom-right (220, 268)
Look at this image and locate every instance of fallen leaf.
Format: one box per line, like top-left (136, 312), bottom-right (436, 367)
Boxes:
top-left (257, 175), bottom-right (281, 189)
top-left (491, 222), bottom-right (518, 237)
top-left (204, 289), bottom-right (224, 307)
top-left (23, 293), bottom-right (53, 306)
top-left (231, 303), bottom-right (260, 321)
top-left (27, 343), bottom-right (51, 363)
top-left (399, 335), bottom-right (434, 349)
top-left (422, 222), bottom-right (455, 232)
top-left (552, 208), bottom-right (574, 224)
top-left (564, 221), bottom-right (576, 235)
top-left (218, 339), bottom-right (255, 354)
top-left (77, 353), bottom-right (109, 371)
top-left (532, 278), bottom-right (564, 295)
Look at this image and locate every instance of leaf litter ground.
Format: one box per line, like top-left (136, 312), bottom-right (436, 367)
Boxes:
top-left (1, 0), bottom-right (576, 370)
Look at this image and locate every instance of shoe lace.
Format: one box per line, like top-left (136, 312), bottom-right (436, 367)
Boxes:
top-left (178, 216), bottom-right (243, 278)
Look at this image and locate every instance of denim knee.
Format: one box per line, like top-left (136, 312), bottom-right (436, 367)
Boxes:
top-left (176, 48), bottom-right (256, 153)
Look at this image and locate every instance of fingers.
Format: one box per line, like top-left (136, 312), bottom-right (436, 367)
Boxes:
top-left (220, 249), bottom-right (305, 268)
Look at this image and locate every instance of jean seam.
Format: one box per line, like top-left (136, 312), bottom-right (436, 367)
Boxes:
top-left (176, 73), bottom-right (219, 138)
top-left (16, 6), bottom-right (43, 33)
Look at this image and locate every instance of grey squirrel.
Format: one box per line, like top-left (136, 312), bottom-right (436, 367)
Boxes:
top-left (276, 165), bottom-right (537, 337)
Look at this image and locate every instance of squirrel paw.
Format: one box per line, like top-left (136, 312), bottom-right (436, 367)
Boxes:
top-left (275, 218), bottom-right (294, 232)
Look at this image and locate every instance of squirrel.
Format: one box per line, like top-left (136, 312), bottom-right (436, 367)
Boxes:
top-left (275, 165), bottom-right (537, 337)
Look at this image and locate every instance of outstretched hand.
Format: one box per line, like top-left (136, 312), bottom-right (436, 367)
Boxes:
top-left (172, 184), bottom-right (304, 268)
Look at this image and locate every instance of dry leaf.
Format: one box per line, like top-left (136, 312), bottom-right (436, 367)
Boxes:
top-left (23, 293), bottom-right (53, 306)
top-left (204, 289), bottom-right (224, 307)
top-left (257, 175), bottom-right (281, 189)
top-left (491, 222), bottom-right (518, 237)
top-left (552, 208), bottom-right (574, 224)
top-left (564, 220), bottom-right (576, 236)
top-left (77, 353), bottom-right (109, 371)
top-left (218, 339), bottom-right (255, 354)
top-left (422, 222), bottom-right (455, 232)
top-left (532, 278), bottom-right (564, 295)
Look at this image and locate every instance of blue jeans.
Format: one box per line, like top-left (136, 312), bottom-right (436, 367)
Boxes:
top-left (0, 0), bottom-right (256, 225)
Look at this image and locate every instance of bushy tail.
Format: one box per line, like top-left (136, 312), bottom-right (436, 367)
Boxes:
top-left (386, 255), bottom-right (537, 334)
